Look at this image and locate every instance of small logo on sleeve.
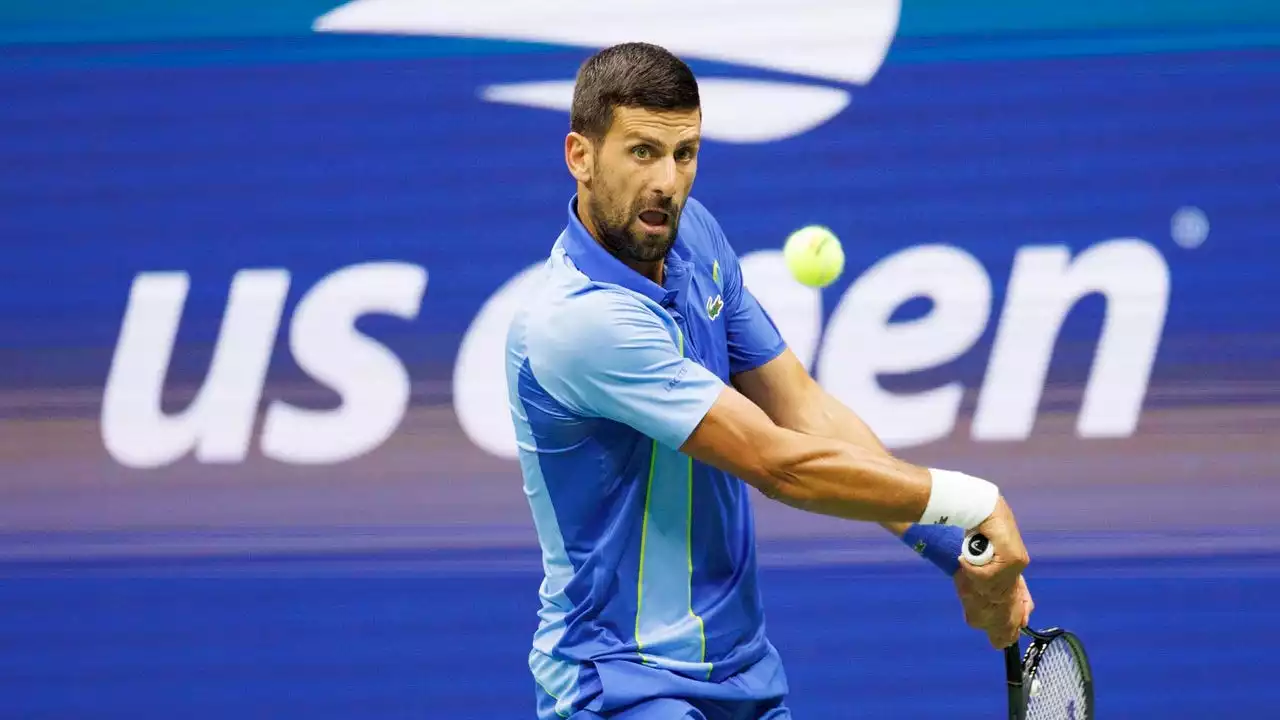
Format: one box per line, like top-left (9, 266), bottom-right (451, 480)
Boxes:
top-left (705, 294), bottom-right (724, 321)
top-left (666, 364), bottom-right (688, 391)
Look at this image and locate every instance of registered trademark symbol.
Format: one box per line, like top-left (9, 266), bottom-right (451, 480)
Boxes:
top-left (1170, 206), bottom-right (1209, 249)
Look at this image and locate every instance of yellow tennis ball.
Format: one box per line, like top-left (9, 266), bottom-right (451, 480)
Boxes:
top-left (783, 225), bottom-right (844, 288)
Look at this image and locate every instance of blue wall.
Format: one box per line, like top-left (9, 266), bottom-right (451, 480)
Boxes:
top-left (1, 2), bottom-right (1278, 717)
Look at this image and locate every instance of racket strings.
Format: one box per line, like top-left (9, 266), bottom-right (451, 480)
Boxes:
top-left (1025, 638), bottom-right (1089, 720)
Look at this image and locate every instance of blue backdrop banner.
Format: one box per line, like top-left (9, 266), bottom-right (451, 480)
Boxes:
top-left (1, 2), bottom-right (1278, 718)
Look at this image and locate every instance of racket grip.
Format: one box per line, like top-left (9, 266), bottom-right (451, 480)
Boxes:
top-left (900, 525), bottom-right (994, 577)
top-left (962, 532), bottom-right (996, 566)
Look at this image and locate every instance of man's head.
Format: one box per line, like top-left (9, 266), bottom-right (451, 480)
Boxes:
top-left (565, 43), bottom-right (701, 265)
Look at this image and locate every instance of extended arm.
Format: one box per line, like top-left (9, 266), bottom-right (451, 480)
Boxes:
top-left (678, 379), bottom-right (935, 524)
top-left (727, 348), bottom-right (920, 537)
top-left (726, 348), bottom-right (1030, 581)
top-left (680, 349), bottom-right (993, 530)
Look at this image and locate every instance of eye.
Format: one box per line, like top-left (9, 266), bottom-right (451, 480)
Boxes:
top-left (632, 145), bottom-right (652, 160)
top-left (675, 147), bottom-right (696, 162)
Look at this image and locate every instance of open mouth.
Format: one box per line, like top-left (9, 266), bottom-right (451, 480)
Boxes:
top-left (638, 210), bottom-right (669, 230)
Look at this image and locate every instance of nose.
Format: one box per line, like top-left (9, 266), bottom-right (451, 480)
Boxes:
top-left (649, 156), bottom-right (679, 197)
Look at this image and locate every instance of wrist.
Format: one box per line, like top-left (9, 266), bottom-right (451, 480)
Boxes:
top-left (919, 468), bottom-right (999, 530)
top-left (901, 523), bottom-right (965, 576)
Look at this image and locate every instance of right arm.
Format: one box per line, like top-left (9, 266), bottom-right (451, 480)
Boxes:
top-left (679, 383), bottom-right (935, 524)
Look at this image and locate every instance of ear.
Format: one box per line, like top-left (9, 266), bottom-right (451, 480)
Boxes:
top-left (565, 132), bottom-right (594, 184)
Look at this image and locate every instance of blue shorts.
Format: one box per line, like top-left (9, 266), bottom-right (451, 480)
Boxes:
top-left (536, 685), bottom-right (791, 720)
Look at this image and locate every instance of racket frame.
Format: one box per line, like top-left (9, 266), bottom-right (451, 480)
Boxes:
top-left (1005, 626), bottom-right (1094, 720)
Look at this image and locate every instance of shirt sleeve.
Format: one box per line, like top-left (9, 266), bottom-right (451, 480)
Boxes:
top-left (525, 290), bottom-right (725, 450)
top-left (701, 206), bottom-right (787, 375)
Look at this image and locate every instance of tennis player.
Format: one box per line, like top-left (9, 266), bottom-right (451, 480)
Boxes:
top-left (506, 42), bottom-right (1034, 720)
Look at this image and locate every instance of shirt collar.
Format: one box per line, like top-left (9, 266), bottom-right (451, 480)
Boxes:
top-left (561, 195), bottom-right (693, 308)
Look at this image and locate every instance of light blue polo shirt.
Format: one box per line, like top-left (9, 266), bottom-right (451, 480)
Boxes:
top-left (506, 196), bottom-right (790, 718)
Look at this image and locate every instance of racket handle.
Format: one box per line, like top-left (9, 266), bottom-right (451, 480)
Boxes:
top-left (962, 532), bottom-right (996, 566)
top-left (967, 533), bottom-right (1027, 657)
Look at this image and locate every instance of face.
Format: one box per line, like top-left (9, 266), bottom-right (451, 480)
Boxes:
top-left (567, 106), bottom-right (701, 263)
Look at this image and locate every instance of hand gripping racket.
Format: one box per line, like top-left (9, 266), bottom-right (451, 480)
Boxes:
top-left (961, 533), bottom-right (1095, 720)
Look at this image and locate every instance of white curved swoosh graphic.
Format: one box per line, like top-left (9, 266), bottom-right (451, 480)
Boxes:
top-left (314, 0), bottom-right (900, 85)
top-left (314, 0), bottom-right (899, 142)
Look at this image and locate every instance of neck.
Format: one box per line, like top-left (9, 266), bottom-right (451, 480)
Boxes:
top-left (619, 253), bottom-right (664, 286)
top-left (576, 195), bottom-right (664, 285)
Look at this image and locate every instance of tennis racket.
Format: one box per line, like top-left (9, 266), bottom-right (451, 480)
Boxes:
top-left (962, 533), bottom-right (1095, 720)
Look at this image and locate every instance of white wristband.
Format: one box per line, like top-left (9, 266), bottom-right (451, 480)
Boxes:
top-left (919, 469), bottom-right (1000, 530)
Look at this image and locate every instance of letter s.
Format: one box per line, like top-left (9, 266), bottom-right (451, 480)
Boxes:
top-left (260, 262), bottom-right (427, 464)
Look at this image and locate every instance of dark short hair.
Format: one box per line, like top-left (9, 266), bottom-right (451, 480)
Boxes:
top-left (570, 42), bottom-right (701, 141)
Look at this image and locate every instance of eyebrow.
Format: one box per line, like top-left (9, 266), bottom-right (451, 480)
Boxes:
top-left (627, 133), bottom-right (700, 149)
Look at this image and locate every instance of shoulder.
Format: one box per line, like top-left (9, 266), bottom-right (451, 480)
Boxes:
top-left (523, 281), bottom-right (666, 375)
